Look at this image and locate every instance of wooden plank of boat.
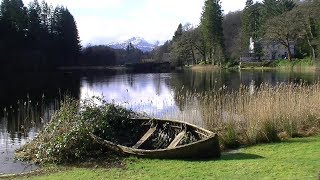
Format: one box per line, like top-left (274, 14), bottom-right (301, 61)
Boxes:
top-left (90, 118), bottom-right (221, 159)
top-left (132, 126), bottom-right (157, 149)
top-left (167, 131), bottom-right (186, 149)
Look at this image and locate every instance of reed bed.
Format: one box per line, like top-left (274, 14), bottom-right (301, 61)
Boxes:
top-left (1, 95), bottom-right (60, 137)
top-left (10, 82), bottom-right (320, 161)
top-left (193, 82), bottom-right (320, 148)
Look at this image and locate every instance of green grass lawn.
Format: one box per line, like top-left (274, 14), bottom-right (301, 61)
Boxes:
top-left (18, 136), bottom-right (320, 180)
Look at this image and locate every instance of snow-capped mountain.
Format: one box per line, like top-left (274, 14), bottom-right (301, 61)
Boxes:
top-left (108, 37), bottom-right (158, 52)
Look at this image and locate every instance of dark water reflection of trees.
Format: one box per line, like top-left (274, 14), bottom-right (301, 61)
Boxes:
top-left (0, 72), bottom-right (81, 139)
top-left (170, 69), bottom-right (319, 127)
top-left (171, 69), bottom-right (318, 94)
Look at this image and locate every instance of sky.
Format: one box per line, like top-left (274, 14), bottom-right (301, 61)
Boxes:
top-left (22, 0), bottom-right (261, 46)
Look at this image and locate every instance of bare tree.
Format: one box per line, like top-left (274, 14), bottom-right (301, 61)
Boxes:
top-left (299, 1), bottom-right (320, 60)
top-left (263, 9), bottom-right (305, 61)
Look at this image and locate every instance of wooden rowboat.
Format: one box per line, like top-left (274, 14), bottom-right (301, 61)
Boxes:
top-left (90, 118), bottom-right (220, 159)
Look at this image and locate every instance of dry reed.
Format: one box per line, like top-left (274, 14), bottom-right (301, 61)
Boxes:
top-left (194, 82), bottom-right (320, 148)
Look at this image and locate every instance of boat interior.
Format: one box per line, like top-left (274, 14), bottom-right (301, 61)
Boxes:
top-left (129, 119), bottom-right (210, 150)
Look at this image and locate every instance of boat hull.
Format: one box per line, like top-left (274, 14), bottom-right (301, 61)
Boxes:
top-left (118, 134), bottom-right (220, 159)
top-left (91, 119), bottom-right (221, 159)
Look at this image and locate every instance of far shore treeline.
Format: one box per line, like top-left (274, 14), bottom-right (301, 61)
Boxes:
top-left (153, 0), bottom-right (320, 67)
top-left (0, 0), bottom-right (81, 71)
top-left (1, 0), bottom-right (320, 71)
top-left (0, 0), bottom-right (148, 71)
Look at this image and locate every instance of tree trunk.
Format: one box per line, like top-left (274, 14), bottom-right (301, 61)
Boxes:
top-left (307, 38), bottom-right (316, 60)
top-left (287, 46), bottom-right (292, 61)
top-left (286, 38), bottom-right (292, 61)
top-left (208, 48), bottom-right (213, 64)
top-left (211, 47), bottom-right (215, 65)
top-left (191, 46), bottom-right (196, 65)
top-left (305, 17), bottom-right (316, 61)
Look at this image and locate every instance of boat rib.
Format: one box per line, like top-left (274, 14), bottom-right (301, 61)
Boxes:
top-left (132, 125), bottom-right (157, 149)
top-left (167, 131), bottom-right (186, 148)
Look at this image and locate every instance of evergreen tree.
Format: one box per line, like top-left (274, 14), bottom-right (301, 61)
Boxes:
top-left (223, 11), bottom-right (242, 60)
top-left (81, 45), bottom-right (117, 66)
top-left (0, 0), bottom-right (81, 70)
top-left (27, 0), bottom-right (41, 46)
top-left (0, 0), bottom-right (28, 32)
top-left (50, 6), bottom-right (80, 66)
top-left (124, 43), bottom-right (143, 63)
top-left (0, 0), bottom-right (28, 69)
top-left (39, 1), bottom-right (52, 32)
top-left (60, 8), bottom-right (81, 65)
top-left (279, 0), bottom-right (295, 14)
top-left (262, 0), bottom-right (295, 20)
top-left (170, 30), bottom-right (194, 66)
top-left (241, 2), bottom-right (263, 57)
top-left (262, 0), bottom-right (278, 18)
top-left (152, 41), bottom-right (170, 62)
top-left (191, 27), bottom-right (207, 63)
top-left (173, 23), bottom-right (183, 41)
top-left (200, 0), bottom-right (225, 65)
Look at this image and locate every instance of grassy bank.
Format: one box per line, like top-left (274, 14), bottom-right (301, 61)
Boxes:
top-left (189, 64), bottom-right (220, 71)
top-left (271, 58), bottom-right (314, 67)
top-left (240, 58), bottom-right (317, 70)
top-left (15, 135), bottom-right (320, 179)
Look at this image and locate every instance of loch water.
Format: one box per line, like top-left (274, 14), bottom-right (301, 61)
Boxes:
top-left (0, 69), bottom-right (319, 174)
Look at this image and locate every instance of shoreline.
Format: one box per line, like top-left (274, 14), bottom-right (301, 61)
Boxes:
top-left (179, 59), bottom-right (318, 72)
top-left (57, 66), bottom-right (127, 72)
top-left (8, 135), bottom-right (320, 179)
top-left (0, 147), bottom-right (38, 176)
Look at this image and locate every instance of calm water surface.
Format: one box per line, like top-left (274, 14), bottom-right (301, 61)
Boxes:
top-left (0, 69), bottom-right (319, 173)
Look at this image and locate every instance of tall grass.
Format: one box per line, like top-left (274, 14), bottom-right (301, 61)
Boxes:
top-left (271, 58), bottom-right (315, 70)
top-left (1, 95), bottom-right (60, 139)
top-left (196, 82), bottom-right (320, 148)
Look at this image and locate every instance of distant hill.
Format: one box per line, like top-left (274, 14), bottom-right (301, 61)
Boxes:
top-left (108, 37), bottom-right (159, 52)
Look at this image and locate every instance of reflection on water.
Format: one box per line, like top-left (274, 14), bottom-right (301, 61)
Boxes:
top-left (0, 69), bottom-right (319, 172)
top-left (173, 70), bottom-right (318, 93)
top-left (80, 70), bottom-right (320, 126)
top-left (0, 97), bottom-right (61, 174)
top-left (81, 73), bottom-right (204, 126)
top-left (0, 72), bottom-right (80, 173)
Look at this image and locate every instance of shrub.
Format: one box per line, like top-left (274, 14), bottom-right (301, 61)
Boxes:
top-left (16, 97), bottom-right (141, 164)
top-left (257, 121), bottom-right (281, 143)
top-left (220, 123), bottom-right (239, 149)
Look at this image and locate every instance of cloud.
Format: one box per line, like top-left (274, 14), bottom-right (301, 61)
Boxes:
top-left (22, 0), bottom-right (260, 45)
top-left (221, 0), bottom-right (246, 13)
top-left (75, 0), bottom-right (205, 45)
top-left (113, 0), bottom-right (205, 43)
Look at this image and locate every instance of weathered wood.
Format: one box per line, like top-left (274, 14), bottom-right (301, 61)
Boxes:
top-left (90, 118), bottom-right (221, 159)
top-left (168, 131), bottom-right (186, 149)
top-left (132, 126), bottom-right (157, 149)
